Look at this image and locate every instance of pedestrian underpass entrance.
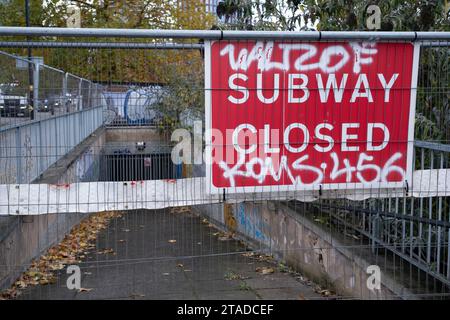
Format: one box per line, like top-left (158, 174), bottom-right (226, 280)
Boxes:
top-left (100, 150), bottom-right (176, 181)
top-left (0, 27), bottom-right (450, 300)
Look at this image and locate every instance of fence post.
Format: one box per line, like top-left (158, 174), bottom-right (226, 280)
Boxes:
top-left (15, 126), bottom-right (21, 184)
top-left (38, 120), bottom-right (43, 175)
top-left (78, 78), bottom-right (82, 111)
top-left (63, 72), bottom-right (68, 109)
top-left (88, 82), bottom-right (92, 109)
top-left (33, 60), bottom-right (39, 112)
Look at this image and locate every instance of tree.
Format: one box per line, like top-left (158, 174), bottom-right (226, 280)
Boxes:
top-left (302, 0), bottom-right (449, 31)
top-left (0, 0), bottom-right (215, 80)
top-left (151, 60), bottom-right (204, 130)
top-left (0, 1), bottom-right (216, 130)
top-left (215, 0), bottom-right (308, 30)
top-left (214, 0), bottom-right (449, 31)
top-left (0, 0), bottom-right (214, 29)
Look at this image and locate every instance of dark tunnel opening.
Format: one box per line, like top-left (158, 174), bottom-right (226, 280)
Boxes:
top-left (100, 153), bottom-right (176, 181)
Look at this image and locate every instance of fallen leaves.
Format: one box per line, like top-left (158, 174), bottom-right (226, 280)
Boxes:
top-left (242, 252), bottom-right (274, 262)
top-left (224, 271), bottom-right (248, 281)
top-left (0, 289), bottom-right (19, 300)
top-left (170, 206), bottom-right (191, 214)
top-left (39, 278), bottom-right (55, 286)
top-left (97, 248), bottom-right (115, 255)
top-left (319, 289), bottom-right (331, 296)
top-left (315, 288), bottom-right (334, 297)
top-left (16, 281), bottom-right (27, 289)
top-left (78, 288), bottom-right (93, 293)
top-left (0, 211), bottom-right (123, 300)
top-left (256, 267), bottom-right (275, 275)
top-left (215, 232), bottom-right (234, 241)
top-left (49, 263), bottom-right (65, 271)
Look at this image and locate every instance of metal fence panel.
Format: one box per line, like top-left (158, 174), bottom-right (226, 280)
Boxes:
top-left (0, 30), bottom-right (449, 300)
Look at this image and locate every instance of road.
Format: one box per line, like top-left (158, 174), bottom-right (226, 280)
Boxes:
top-left (0, 108), bottom-right (69, 128)
top-left (17, 209), bottom-right (323, 300)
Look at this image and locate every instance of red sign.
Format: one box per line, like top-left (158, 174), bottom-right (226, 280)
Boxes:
top-left (205, 40), bottom-right (419, 193)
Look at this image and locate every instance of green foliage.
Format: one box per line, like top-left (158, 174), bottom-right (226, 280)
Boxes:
top-left (216, 0), bottom-right (307, 30)
top-left (152, 59), bottom-right (204, 131)
top-left (0, 1), bottom-right (215, 133)
top-left (0, 0), bottom-right (48, 27)
top-left (0, 1), bottom-right (215, 78)
top-left (0, 0), bottom-right (216, 29)
top-left (415, 45), bottom-right (450, 142)
top-left (303, 0), bottom-right (449, 31)
top-left (415, 113), bottom-right (441, 141)
top-left (214, 0), bottom-right (449, 31)
top-left (304, 0), bottom-right (450, 31)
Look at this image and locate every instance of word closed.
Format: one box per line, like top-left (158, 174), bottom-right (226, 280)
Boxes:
top-left (205, 40), bottom-right (419, 193)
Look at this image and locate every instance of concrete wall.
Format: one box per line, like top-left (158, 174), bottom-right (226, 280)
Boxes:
top-left (59, 130), bottom-right (106, 183)
top-left (0, 127), bottom-right (105, 290)
top-left (195, 201), bottom-right (414, 299)
top-left (105, 126), bottom-right (164, 143)
top-left (0, 126), bottom-right (166, 290)
top-left (0, 106), bottom-right (104, 184)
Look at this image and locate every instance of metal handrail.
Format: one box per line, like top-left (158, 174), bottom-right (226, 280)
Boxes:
top-left (0, 27), bottom-right (449, 41)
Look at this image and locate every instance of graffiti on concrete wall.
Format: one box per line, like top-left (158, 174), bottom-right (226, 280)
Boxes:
top-left (236, 202), bottom-right (269, 243)
top-left (24, 133), bottom-right (34, 182)
top-left (76, 148), bottom-right (95, 181)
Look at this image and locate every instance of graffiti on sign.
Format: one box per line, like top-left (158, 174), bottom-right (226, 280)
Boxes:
top-left (205, 41), bottom-right (420, 193)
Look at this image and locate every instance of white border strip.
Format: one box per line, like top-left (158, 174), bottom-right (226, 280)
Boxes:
top-left (1, 170), bottom-right (450, 215)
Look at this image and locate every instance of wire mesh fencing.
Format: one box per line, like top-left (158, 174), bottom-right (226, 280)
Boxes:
top-left (0, 30), bottom-right (449, 300)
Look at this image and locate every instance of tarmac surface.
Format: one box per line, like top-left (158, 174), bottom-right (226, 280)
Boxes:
top-left (0, 111), bottom-right (52, 127)
top-left (19, 209), bottom-right (322, 300)
top-left (0, 107), bottom-right (74, 128)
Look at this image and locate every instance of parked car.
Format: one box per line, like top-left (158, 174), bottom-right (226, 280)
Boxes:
top-left (0, 84), bottom-right (31, 117)
top-left (36, 94), bottom-right (82, 114)
top-left (37, 99), bottom-right (52, 113)
top-left (37, 97), bottom-right (62, 114)
top-left (64, 93), bottom-right (81, 112)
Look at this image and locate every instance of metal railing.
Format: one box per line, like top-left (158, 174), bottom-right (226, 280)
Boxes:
top-left (0, 26), bottom-right (449, 40)
top-left (0, 50), bottom-right (106, 129)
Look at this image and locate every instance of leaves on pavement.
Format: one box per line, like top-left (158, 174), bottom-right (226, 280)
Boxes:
top-left (0, 211), bottom-right (122, 300)
top-left (256, 267), bottom-right (275, 275)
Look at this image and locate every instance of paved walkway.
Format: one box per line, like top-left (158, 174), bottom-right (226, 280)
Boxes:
top-left (20, 209), bottom-right (322, 300)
